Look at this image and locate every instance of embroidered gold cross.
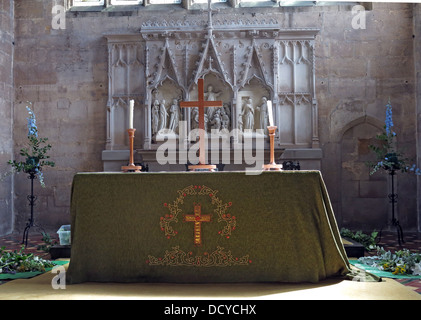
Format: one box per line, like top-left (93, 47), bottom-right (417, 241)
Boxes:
top-left (184, 203), bottom-right (211, 246)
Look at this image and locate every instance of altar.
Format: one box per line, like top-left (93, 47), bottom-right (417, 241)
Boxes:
top-left (66, 171), bottom-right (351, 284)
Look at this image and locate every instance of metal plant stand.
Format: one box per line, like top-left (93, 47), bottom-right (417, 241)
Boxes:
top-left (21, 168), bottom-right (44, 247)
top-left (388, 169), bottom-right (404, 246)
top-left (377, 168), bottom-right (405, 247)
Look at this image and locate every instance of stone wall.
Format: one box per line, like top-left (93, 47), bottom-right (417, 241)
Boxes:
top-left (415, 3), bottom-right (421, 232)
top-left (316, 2), bottom-right (418, 231)
top-left (0, 0), bottom-right (14, 236)
top-left (4, 1), bottom-right (419, 235)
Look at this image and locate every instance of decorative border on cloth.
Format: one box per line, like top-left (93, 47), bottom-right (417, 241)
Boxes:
top-left (146, 246), bottom-right (251, 267)
top-left (160, 185), bottom-right (236, 240)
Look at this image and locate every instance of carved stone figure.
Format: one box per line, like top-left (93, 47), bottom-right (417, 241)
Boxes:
top-left (210, 108), bottom-right (222, 131)
top-left (242, 98), bottom-right (254, 130)
top-left (204, 113), bottom-right (209, 132)
top-left (191, 107), bottom-right (199, 130)
top-left (191, 106), bottom-right (209, 131)
top-left (257, 97), bottom-right (269, 131)
top-left (223, 103), bottom-right (231, 119)
top-left (204, 85), bottom-right (222, 120)
top-left (168, 99), bottom-right (180, 133)
top-left (152, 99), bottom-right (160, 136)
top-left (159, 99), bottom-right (168, 131)
top-left (221, 108), bottom-right (230, 131)
top-left (238, 115), bottom-right (243, 132)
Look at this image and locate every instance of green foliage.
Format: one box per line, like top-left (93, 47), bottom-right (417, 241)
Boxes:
top-left (0, 245), bottom-right (56, 274)
top-left (340, 228), bottom-right (378, 251)
top-left (8, 135), bottom-right (55, 172)
top-left (367, 130), bottom-right (411, 175)
top-left (359, 247), bottom-right (421, 276)
top-left (37, 232), bottom-right (58, 252)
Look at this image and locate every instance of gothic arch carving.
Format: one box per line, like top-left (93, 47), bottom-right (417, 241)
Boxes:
top-left (338, 115), bottom-right (385, 143)
top-left (192, 37), bottom-right (231, 89)
top-left (239, 39), bottom-right (272, 90)
top-left (150, 38), bottom-right (181, 89)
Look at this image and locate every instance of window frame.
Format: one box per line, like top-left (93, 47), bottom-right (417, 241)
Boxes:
top-left (71, 0), bottom-right (105, 7)
top-left (110, 0), bottom-right (143, 5)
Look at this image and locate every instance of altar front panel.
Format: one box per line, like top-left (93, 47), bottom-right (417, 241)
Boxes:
top-left (67, 171), bottom-right (350, 284)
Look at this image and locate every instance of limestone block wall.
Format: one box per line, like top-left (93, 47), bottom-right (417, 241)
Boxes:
top-left (0, 0), bottom-right (14, 236)
top-left (415, 3), bottom-right (421, 232)
top-left (315, 3), bottom-right (418, 230)
top-left (4, 1), bottom-right (420, 234)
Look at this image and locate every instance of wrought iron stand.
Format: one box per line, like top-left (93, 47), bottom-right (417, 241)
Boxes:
top-left (21, 169), bottom-right (44, 247)
top-left (388, 169), bottom-right (404, 246)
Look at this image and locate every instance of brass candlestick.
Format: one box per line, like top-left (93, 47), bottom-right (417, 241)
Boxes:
top-left (121, 128), bottom-right (142, 172)
top-left (263, 126), bottom-right (282, 171)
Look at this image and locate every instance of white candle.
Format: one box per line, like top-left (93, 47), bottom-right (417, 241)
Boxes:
top-left (129, 100), bottom-right (134, 129)
top-left (267, 100), bottom-right (274, 126)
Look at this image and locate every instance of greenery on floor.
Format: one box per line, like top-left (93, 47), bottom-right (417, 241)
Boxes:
top-left (340, 228), bottom-right (378, 251)
top-left (358, 247), bottom-right (421, 276)
top-left (36, 232), bottom-right (58, 252)
top-left (0, 245), bottom-right (55, 274)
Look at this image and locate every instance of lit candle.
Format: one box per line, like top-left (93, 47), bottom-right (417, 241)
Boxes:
top-left (267, 100), bottom-right (274, 127)
top-left (129, 100), bottom-right (134, 129)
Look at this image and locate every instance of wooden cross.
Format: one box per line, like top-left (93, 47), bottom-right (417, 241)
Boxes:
top-left (180, 78), bottom-right (222, 170)
top-left (184, 203), bottom-right (211, 246)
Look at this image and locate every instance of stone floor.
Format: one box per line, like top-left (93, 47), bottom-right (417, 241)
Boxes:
top-left (372, 231), bottom-right (421, 254)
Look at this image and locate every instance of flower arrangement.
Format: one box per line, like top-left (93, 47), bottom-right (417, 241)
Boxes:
top-left (368, 99), bottom-right (420, 176)
top-left (6, 103), bottom-right (55, 187)
top-left (358, 247), bottom-right (421, 276)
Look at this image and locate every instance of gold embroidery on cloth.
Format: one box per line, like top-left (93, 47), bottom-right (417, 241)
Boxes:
top-left (147, 246), bottom-right (251, 267)
top-left (160, 185), bottom-right (236, 241)
top-left (151, 185), bottom-right (250, 267)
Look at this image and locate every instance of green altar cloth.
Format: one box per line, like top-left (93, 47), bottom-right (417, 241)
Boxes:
top-left (66, 171), bottom-right (351, 284)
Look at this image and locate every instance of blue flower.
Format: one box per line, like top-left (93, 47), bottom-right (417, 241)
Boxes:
top-left (408, 164), bottom-right (421, 175)
top-left (385, 100), bottom-right (395, 136)
top-left (26, 106), bottom-right (38, 138)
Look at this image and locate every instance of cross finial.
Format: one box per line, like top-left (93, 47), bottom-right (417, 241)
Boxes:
top-left (205, 0), bottom-right (218, 36)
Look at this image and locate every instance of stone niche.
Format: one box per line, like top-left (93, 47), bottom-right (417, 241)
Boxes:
top-left (102, 16), bottom-right (322, 171)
